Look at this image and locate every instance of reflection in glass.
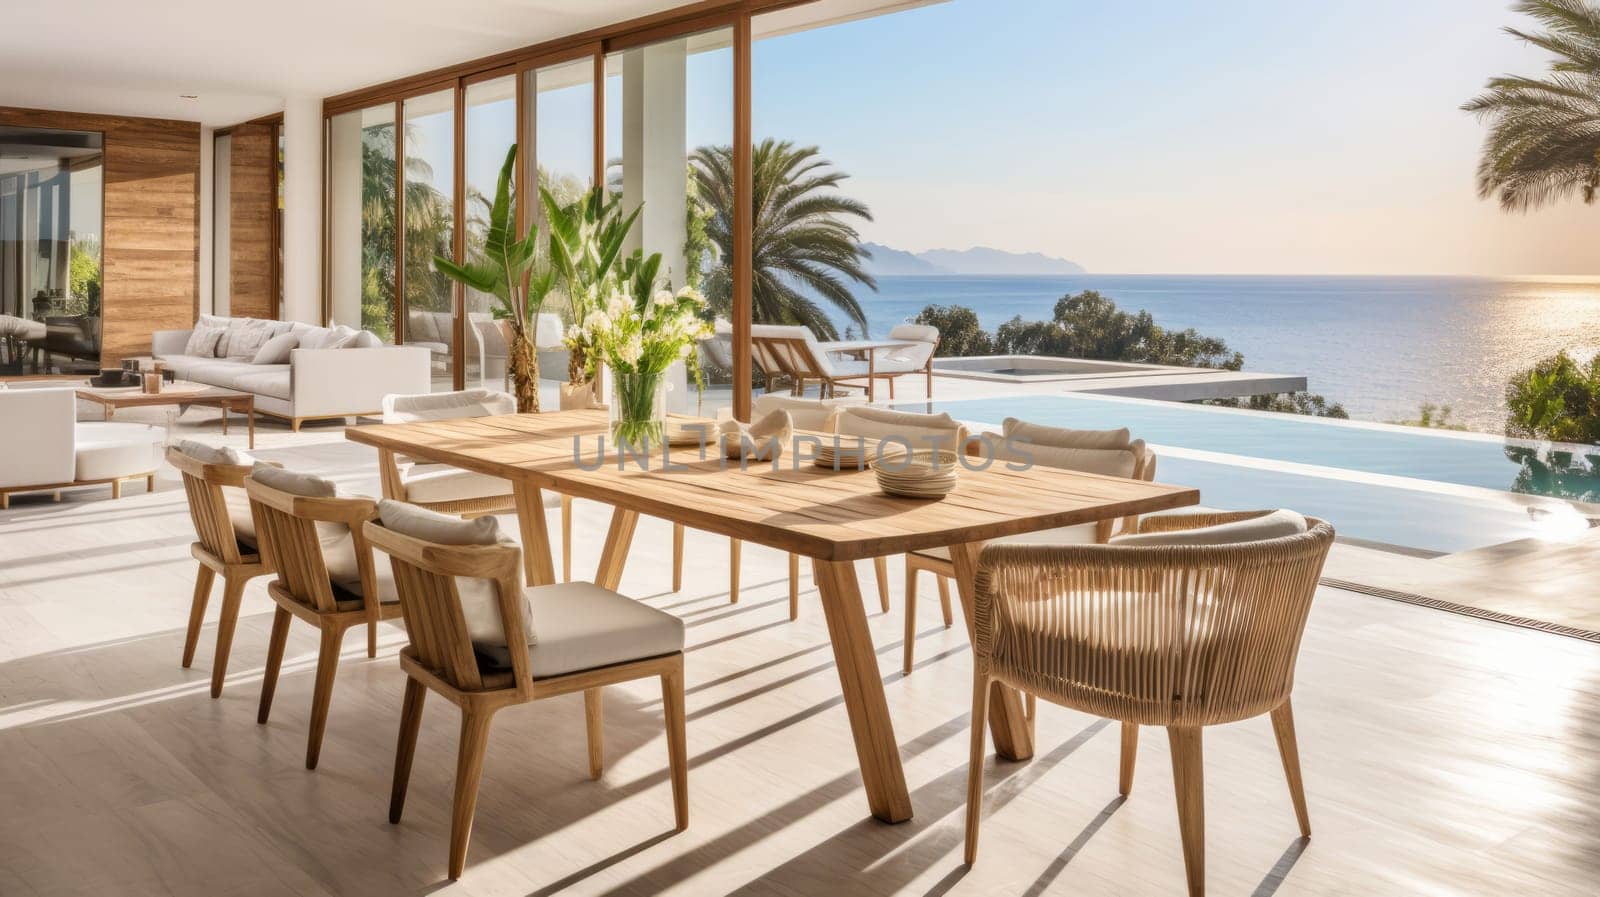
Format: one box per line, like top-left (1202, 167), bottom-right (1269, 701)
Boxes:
top-left (0, 125), bottom-right (103, 375)
top-left (327, 104), bottom-right (396, 340)
top-left (403, 89), bottom-right (457, 390)
top-left (464, 76), bottom-right (516, 390)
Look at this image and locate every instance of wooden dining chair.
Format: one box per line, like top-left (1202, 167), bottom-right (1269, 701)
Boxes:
top-left (365, 501), bottom-right (687, 881)
top-left (903, 424), bottom-right (1158, 675)
top-left (963, 510), bottom-right (1334, 897)
top-left (168, 442), bottom-right (277, 698)
top-left (244, 464), bottom-right (402, 770)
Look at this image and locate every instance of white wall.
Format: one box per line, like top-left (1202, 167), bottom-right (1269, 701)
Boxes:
top-left (281, 96), bottom-right (322, 323)
top-left (326, 110), bottom-right (364, 330)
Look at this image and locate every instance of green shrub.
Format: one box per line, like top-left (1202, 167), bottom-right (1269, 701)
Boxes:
top-left (1505, 351), bottom-right (1600, 444)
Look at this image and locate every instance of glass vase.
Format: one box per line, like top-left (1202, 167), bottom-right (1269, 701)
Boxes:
top-left (609, 369), bottom-right (666, 448)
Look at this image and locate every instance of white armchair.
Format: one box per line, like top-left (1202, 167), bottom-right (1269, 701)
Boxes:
top-left (0, 386), bottom-right (164, 508)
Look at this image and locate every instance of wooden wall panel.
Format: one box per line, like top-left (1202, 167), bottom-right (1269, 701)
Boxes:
top-left (0, 106), bottom-right (200, 367)
top-left (227, 123), bottom-right (275, 320)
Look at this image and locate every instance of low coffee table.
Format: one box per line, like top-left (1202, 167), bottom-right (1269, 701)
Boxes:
top-left (76, 381), bottom-right (256, 449)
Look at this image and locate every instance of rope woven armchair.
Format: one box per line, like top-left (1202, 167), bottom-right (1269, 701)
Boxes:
top-left (963, 510), bottom-right (1334, 897)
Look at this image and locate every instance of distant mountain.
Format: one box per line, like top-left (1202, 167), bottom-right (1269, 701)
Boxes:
top-left (858, 242), bottom-right (949, 275)
top-left (919, 246), bottom-right (1086, 275)
top-left (858, 242), bottom-right (1085, 276)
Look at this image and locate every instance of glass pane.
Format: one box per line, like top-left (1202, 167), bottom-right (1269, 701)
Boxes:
top-left (464, 76), bottom-right (516, 392)
top-left (536, 58), bottom-right (594, 209)
top-left (327, 103), bottom-right (396, 340)
top-left (402, 89), bottom-right (456, 391)
top-left (0, 125), bottom-right (102, 375)
top-left (606, 29), bottom-right (732, 416)
top-left (533, 57), bottom-right (596, 373)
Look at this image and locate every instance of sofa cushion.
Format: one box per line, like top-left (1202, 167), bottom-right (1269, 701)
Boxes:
top-left (476, 581), bottom-right (686, 677)
top-left (157, 354), bottom-right (209, 377)
top-left (184, 326), bottom-right (225, 358)
top-left (299, 324), bottom-right (357, 350)
top-left (232, 368), bottom-right (291, 401)
top-left (353, 330), bottom-right (383, 349)
top-left (184, 360), bottom-right (260, 390)
top-left (222, 318), bottom-right (276, 358)
top-left (1110, 510), bottom-right (1309, 547)
top-left (74, 422), bottom-right (163, 482)
top-left (252, 331), bottom-right (298, 365)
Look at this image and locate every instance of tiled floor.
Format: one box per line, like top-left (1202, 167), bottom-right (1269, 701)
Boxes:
top-left (1, 406), bottom-right (1598, 895)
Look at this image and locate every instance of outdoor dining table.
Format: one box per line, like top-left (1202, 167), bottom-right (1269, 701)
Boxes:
top-left (345, 408), bottom-right (1199, 823)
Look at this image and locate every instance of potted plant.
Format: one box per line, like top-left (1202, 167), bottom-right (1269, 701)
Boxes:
top-left (577, 255), bottom-right (711, 446)
top-left (543, 185), bottom-right (641, 409)
top-left (433, 144), bottom-right (554, 412)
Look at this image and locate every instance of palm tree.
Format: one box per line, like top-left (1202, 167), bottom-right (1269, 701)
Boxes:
top-left (691, 140), bottom-right (876, 339)
top-left (359, 123), bottom-right (453, 340)
top-left (1464, 0), bottom-right (1600, 210)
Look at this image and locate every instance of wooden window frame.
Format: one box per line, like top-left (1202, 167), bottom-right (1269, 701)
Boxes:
top-left (321, 0), bottom-right (811, 410)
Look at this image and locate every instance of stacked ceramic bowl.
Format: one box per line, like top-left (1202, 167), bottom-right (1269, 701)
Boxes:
top-left (813, 440), bottom-right (869, 471)
top-left (872, 450), bottom-right (960, 499)
top-left (664, 417), bottom-right (716, 448)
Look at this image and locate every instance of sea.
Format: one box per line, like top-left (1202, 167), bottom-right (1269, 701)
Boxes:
top-left (840, 274), bottom-right (1600, 434)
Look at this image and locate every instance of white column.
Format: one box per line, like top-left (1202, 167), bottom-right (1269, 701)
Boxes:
top-left (281, 96), bottom-right (323, 323)
top-left (326, 111), bottom-right (364, 331)
top-left (621, 40), bottom-right (689, 285)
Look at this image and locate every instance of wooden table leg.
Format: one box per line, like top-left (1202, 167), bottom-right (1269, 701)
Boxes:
top-left (511, 481), bottom-right (557, 587)
top-left (812, 558), bottom-right (913, 823)
top-left (948, 542), bottom-right (1034, 761)
top-left (594, 508), bottom-right (639, 591)
top-left (246, 400), bottom-right (255, 449)
top-left (220, 400), bottom-right (228, 435)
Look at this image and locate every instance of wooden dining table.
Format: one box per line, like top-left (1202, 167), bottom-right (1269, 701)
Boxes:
top-left (345, 408), bottom-right (1198, 823)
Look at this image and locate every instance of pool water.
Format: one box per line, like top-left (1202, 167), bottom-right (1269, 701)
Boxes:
top-left (899, 393), bottom-right (1600, 554)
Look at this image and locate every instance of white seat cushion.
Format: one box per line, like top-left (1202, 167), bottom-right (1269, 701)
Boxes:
top-left (73, 422), bottom-right (162, 482)
top-left (232, 368), bottom-right (292, 400)
top-left (983, 433), bottom-right (1139, 478)
top-left (477, 582), bottom-right (686, 677)
top-left (915, 522), bottom-right (1100, 560)
top-left (399, 464), bottom-right (513, 504)
top-left (250, 463), bottom-right (365, 588)
top-left (157, 355), bottom-right (210, 377)
top-left (185, 360), bottom-right (259, 390)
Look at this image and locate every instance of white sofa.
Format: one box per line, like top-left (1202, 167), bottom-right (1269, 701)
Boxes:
top-left (152, 315), bottom-right (431, 430)
top-left (409, 306), bottom-right (566, 385)
top-left (0, 385), bottom-right (165, 508)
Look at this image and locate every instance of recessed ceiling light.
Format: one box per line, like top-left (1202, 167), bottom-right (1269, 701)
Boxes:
top-left (179, 95), bottom-right (198, 100)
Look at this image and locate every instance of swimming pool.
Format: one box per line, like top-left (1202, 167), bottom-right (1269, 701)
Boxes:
top-left (899, 392), bottom-right (1600, 554)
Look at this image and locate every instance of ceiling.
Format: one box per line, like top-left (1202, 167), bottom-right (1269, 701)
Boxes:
top-left (0, 0), bottom-right (932, 128)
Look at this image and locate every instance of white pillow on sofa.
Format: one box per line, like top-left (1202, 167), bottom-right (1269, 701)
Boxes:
top-left (300, 324), bottom-right (359, 350)
top-left (252, 331), bottom-right (299, 364)
top-left (184, 326), bottom-right (226, 358)
top-left (225, 318), bottom-right (277, 358)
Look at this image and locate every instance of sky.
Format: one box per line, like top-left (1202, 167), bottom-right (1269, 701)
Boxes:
top-left (428, 0), bottom-right (1600, 277)
top-left (746, 0), bottom-right (1599, 276)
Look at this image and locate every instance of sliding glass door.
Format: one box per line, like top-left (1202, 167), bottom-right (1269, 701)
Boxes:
top-left (463, 74), bottom-right (517, 390)
top-left (326, 103), bottom-right (397, 339)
